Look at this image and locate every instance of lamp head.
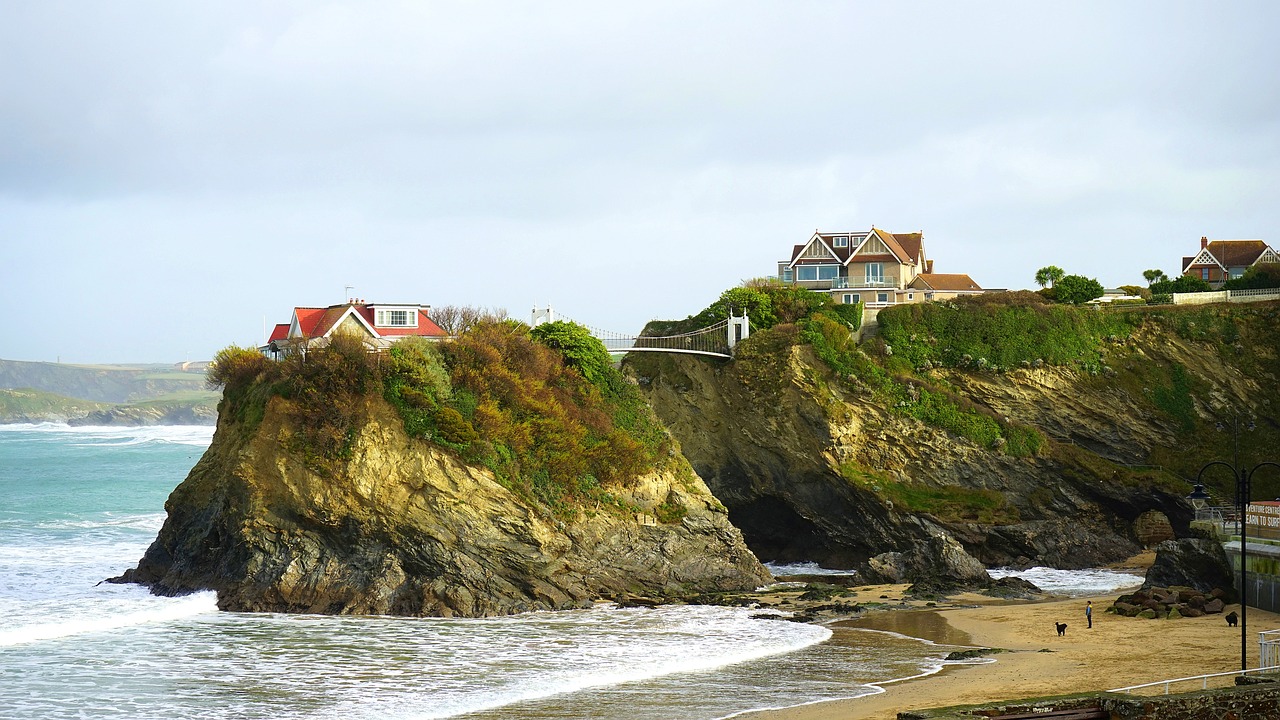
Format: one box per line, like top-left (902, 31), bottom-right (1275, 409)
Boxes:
top-left (1188, 482), bottom-right (1212, 509)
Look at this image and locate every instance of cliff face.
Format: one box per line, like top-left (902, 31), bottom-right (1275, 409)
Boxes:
top-left (119, 395), bottom-right (770, 616)
top-left (629, 304), bottom-right (1280, 578)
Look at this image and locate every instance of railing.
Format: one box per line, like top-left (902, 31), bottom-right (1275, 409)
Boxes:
top-left (775, 276), bottom-right (898, 290)
top-left (1261, 631), bottom-right (1280, 668)
top-left (1173, 287), bottom-right (1280, 305)
top-left (1110, 665), bottom-right (1280, 695)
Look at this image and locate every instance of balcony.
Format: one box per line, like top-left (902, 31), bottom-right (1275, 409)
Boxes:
top-left (776, 275), bottom-right (899, 290)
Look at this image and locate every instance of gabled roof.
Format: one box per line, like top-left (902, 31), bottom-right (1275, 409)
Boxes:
top-left (1207, 240), bottom-right (1271, 268)
top-left (267, 323), bottom-right (290, 343)
top-left (868, 228), bottom-right (923, 264)
top-left (909, 273), bottom-right (983, 292)
top-left (288, 303), bottom-right (447, 340)
top-left (791, 228), bottom-right (924, 267)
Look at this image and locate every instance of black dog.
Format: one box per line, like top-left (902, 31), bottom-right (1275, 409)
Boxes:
top-left (1227, 611), bottom-right (1239, 627)
top-left (1056, 622), bottom-right (1067, 636)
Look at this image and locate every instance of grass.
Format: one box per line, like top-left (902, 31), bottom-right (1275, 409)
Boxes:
top-left (841, 463), bottom-right (1019, 524)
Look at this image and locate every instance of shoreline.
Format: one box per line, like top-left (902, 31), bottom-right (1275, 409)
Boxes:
top-left (736, 591), bottom-right (1280, 720)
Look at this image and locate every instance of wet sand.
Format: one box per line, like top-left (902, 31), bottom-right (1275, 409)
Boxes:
top-left (738, 592), bottom-right (1280, 720)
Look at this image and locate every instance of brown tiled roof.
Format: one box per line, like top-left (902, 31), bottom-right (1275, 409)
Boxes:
top-left (892, 232), bottom-right (923, 263)
top-left (1206, 240), bottom-right (1270, 268)
top-left (910, 273), bottom-right (983, 291)
top-left (869, 228), bottom-right (924, 264)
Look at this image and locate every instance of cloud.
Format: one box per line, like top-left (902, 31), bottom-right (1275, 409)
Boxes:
top-left (1, 1), bottom-right (1278, 361)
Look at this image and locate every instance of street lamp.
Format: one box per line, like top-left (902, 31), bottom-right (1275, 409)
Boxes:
top-left (1195, 441), bottom-right (1280, 672)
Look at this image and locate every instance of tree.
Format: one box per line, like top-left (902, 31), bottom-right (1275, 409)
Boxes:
top-left (1150, 274), bottom-right (1211, 295)
top-left (1034, 266), bottom-right (1065, 288)
top-left (1053, 274), bottom-right (1105, 304)
top-left (430, 305), bottom-right (508, 336)
top-left (1224, 263), bottom-right (1280, 291)
top-left (530, 320), bottom-right (614, 386)
top-left (1142, 269), bottom-right (1168, 286)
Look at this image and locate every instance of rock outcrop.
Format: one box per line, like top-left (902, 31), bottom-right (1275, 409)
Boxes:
top-left (116, 396), bottom-right (770, 616)
top-left (1143, 538), bottom-right (1236, 598)
top-left (629, 304), bottom-right (1280, 579)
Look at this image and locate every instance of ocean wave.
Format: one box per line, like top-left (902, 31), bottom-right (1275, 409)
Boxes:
top-left (0, 591), bottom-right (218, 647)
top-left (314, 606), bottom-right (832, 720)
top-left (989, 566), bottom-right (1144, 596)
top-left (0, 422), bottom-right (214, 447)
top-left (765, 561), bottom-right (859, 577)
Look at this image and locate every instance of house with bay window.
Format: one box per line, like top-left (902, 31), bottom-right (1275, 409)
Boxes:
top-left (261, 300), bottom-right (448, 358)
top-left (777, 227), bottom-right (983, 306)
top-left (1181, 236), bottom-right (1279, 289)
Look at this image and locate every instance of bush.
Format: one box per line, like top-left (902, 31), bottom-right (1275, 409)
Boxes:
top-left (1224, 263), bottom-right (1280, 291)
top-left (208, 345), bottom-right (270, 389)
top-left (530, 321), bottom-right (613, 386)
top-left (1151, 275), bottom-right (1211, 294)
top-left (1053, 275), bottom-right (1105, 305)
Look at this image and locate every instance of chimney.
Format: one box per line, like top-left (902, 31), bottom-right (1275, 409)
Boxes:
top-left (1201, 236), bottom-right (1209, 249)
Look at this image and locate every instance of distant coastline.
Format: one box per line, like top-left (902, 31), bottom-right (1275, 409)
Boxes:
top-left (0, 358), bottom-right (218, 427)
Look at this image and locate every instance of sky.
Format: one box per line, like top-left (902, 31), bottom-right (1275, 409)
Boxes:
top-left (2, 1), bottom-right (1277, 363)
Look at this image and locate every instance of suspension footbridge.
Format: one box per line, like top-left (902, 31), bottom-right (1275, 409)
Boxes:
top-left (532, 307), bottom-right (749, 359)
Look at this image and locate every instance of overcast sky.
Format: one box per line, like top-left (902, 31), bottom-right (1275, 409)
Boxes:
top-left (2, 2), bottom-right (1276, 363)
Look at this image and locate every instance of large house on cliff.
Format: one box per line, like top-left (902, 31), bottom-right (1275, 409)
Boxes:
top-left (261, 300), bottom-right (448, 358)
top-left (1181, 236), bottom-right (1279, 288)
top-left (777, 227), bottom-right (983, 306)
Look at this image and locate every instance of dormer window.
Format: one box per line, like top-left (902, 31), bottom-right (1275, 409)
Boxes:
top-left (374, 308), bottom-right (418, 328)
top-left (832, 236), bottom-right (849, 247)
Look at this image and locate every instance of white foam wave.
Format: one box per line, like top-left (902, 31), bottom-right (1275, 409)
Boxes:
top-left (0, 422), bottom-right (214, 447)
top-left (988, 566), bottom-right (1144, 596)
top-left (0, 591), bottom-right (218, 646)
top-left (765, 562), bottom-right (859, 577)
top-left (319, 607), bottom-right (832, 720)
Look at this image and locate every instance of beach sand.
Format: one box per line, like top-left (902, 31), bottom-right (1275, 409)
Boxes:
top-left (740, 591), bottom-right (1280, 720)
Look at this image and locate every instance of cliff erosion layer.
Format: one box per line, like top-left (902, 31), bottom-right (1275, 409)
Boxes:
top-left (117, 395), bottom-right (770, 616)
top-left (630, 302), bottom-right (1280, 579)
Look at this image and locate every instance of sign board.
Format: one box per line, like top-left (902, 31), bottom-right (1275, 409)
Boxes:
top-left (1246, 501), bottom-right (1280, 540)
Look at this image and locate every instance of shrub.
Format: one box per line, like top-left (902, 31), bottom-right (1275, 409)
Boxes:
top-left (1150, 275), bottom-right (1211, 294)
top-left (1224, 263), bottom-right (1280, 291)
top-left (1053, 275), bottom-right (1105, 305)
top-left (530, 321), bottom-right (613, 386)
top-left (208, 345), bottom-right (270, 389)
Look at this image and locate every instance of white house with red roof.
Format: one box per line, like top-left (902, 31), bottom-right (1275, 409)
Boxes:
top-left (1181, 236), bottom-right (1279, 289)
top-left (777, 227), bottom-right (984, 306)
top-left (261, 300), bottom-right (448, 358)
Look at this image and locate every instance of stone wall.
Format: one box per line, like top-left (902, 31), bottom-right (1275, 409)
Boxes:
top-left (898, 677), bottom-right (1280, 719)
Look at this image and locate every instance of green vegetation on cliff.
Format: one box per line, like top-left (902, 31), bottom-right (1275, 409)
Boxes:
top-left (210, 322), bottom-right (673, 519)
top-left (877, 291), bottom-right (1134, 372)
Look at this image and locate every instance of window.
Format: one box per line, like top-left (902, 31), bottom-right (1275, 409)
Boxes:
top-left (1201, 268), bottom-right (1210, 281)
top-left (866, 263), bottom-right (884, 283)
top-left (842, 294), bottom-right (853, 304)
top-left (797, 265), bottom-right (839, 281)
top-left (782, 268), bottom-right (793, 282)
top-left (877, 292), bottom-right (889, 303)
top-left (375, 308), bottom-right (416, 327)
top-left (908, 293), bottom-right (914, 300)
top-left (1231, 269), bottom-right (1244, 278)
top-left (832, 236), bottom-right (848, 247)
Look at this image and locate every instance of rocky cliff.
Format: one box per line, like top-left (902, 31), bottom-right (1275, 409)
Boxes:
top-left (629, 300), bottom-right (1280, 582)
top-left (117, 394), bottom-right (770, 616)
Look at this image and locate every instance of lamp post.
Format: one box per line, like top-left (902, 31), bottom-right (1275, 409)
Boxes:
top-left (1194, 453), bottom-right (1280, 673)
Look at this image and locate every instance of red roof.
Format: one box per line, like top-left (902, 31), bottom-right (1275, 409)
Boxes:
top-left (267, 323), bottom-right (290, 343)
top-left (288, 303), bottom-right (448, 340)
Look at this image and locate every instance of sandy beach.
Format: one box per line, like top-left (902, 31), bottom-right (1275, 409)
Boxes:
top-left (740, 590), bottom-right (1280, 720)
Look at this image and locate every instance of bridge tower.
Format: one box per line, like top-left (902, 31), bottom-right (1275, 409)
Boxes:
top-left (531, 306), bottom-right (556, 326)
top-left (727, 312), bottom-right (750, 350)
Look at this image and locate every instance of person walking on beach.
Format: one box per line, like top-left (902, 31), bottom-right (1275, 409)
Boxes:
top-left (1086, 601), bottom-right (1093, 629)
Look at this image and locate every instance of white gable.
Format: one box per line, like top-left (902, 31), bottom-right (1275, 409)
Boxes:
top-left (1257, 248), bottom-right (1280, 265)
top-left (1190, 249), bottom-right (1223, 268)
top-left (790, 234), bottom-right (839, 266)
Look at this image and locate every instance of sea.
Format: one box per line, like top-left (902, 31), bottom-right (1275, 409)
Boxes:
top-left (0, 423), bottom-right (1143, 720)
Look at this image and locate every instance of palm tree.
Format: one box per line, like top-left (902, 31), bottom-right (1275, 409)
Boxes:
top-left (1034, 266), bottom-right (1065, 288)
top-left (1142, 269), bottom-right (1167, 286)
